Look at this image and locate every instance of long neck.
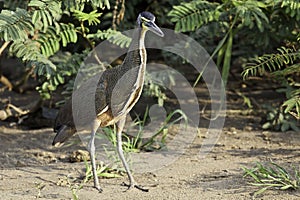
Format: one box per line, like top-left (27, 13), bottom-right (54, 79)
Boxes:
top-left (123, 28), bottom-right (147, 69)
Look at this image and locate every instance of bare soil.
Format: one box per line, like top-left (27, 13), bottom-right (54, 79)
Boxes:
top-left (1, 70), bottom-right (300, 199)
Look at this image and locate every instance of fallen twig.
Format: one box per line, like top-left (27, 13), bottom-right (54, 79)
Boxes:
top-left (0, 99), bottom-right (42, 121)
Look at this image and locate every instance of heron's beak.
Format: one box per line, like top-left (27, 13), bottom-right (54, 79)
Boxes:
top-left (147, 21), bottom-right (164, 37)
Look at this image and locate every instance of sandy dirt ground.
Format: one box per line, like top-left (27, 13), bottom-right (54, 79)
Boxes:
top-left (1, 125), bottom-right (300, 200)
top-left (0, 65), bottom-right (300, 200)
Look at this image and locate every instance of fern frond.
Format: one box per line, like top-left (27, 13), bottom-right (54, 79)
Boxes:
top-left (62, 0), bottom-right (110, 11)
top-left (36, 51), bottom-right (88, 99)
top-left (282, 94), bottom-right (300, 119)
top-left (272, 64), bottom-right (300, 77)
top-left (87, 29), bottom-right (131, 48)
top-left (90, 0), bottom-right (110, 9)
top-left (233, 0), bottom-right (269, 32)
top-left (10, 40), bottom-right (56, 73)
top-left (108, 31), bottom-right (131, 48)
top-left (29, 0), bottom-right (62, 32)
top-left (242, 47), bottom-right (300, 78)
top-left (0, 8), bottom-right (34, 41)
top-left (280, 0), bottom-right (300, 20)
top-left (31, 23), bottom-right (77, 57)
top-left (10, 40), bottom-right (39, 60)
top-left (168, 1), bottom-right (220, 32)
top-left (3, 0), bottom-right (27, 10)
top-left (58, 23), bottom-right (78, 47)
top-left (73, 9), bottom-right (102, 25)
top-left (38, 32), bottom-right (59, 57)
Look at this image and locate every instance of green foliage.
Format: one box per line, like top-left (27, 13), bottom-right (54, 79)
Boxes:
top-left (280, 0), bottom-right (300, 20)
top-left (262, 104), bottom-right (299, 132)
top-left (0, 8), bottom-right (34, 41)
top-left (29, 0), bottom-right (62, 32)
top-left (144, 69), bottom-right (176, 106)
top-left (0, 0), bottom-right (127, 100)
top-left (243, 36), bottom-right (300, 122)
top-left (87, 28), bottom-right (131, 48)
top-left (168, 0), bottom-right (300, 125)
top-left (83, 158), bottom-right (121, 182)
top-left (282, 94), bottom-right (300, 120)
top-left (243, 162), bottom-right (300, 197)
top-left (168, 0), bottom-right (299, 86)
top-left (168, 1), bottom-right (220, 32)
top-left (100, 108), bottom-right (188, 153)
top-left (37, 51), bottom-right (88, 99)
top-left (168, 0), bottom-right (270, 86)
top-left (73, 10), bottom-right (101, 26)
top-left (242, 47), bottom-right (300, 77)
top-left (140, 109), bottom-right (188, 151)
top-left (62, 0), bottom-right (110, 10)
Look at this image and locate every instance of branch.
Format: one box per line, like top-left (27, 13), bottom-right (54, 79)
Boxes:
top-left (0, 41), bottom-right (10, 56)
top-left (0, 75), bottom-right (13, 90)
top-left (0, 99), bottom-right (42, 121)
top-left (0, 41), bottom-right (13, 90)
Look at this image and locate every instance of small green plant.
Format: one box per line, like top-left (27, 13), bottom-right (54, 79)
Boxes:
top-left (94, 107), bottom-right (188, 170)
top-left (0, 0), bottom-right (130, 99)
top-left (262, 104), bottom-right (299, 132)
top-left (168, 0), bottom-right (300, 87)
top-left (242, 162), bottom-right (300, 197)
top-left (83, 158), bottom-right (122, 183)
top-left (168, 0), bottom-right (271, 86)
top-left (56, 175), bottom-right (83, 200)
top-left (68, 179), bottom-right (83, 200)
top-left (139, 109), bottom-right (188, 151)
top-left (34, 182), bottom-right (46, 198)
top-left (144, 70), bottom-right (176, 107)
top-left (243, 36), bottom-right (300, 130)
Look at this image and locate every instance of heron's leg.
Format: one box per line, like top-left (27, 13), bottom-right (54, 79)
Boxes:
top-left (88, 120), bottom-right (102, 192)
top-left (116, 117), bottom-right (134, 184)
top-left (116, 116), bottom-right (148, 192)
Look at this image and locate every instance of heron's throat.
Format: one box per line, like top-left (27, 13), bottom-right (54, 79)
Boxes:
top-left (118, 28), bottom-right (148, 114)
top-left (138, 28), bottom-right (147, 65)
top-left (125, 28), bottom-right (147, 68)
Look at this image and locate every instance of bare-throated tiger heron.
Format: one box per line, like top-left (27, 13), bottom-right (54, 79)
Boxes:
top-left (52, 11), bottom-right (164, 192)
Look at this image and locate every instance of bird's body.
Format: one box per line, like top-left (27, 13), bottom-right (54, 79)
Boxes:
top-left (53, 11), bottom-right (164, 192)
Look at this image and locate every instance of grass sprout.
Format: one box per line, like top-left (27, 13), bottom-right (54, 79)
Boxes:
top-left (83, 158), bottom-right (122, 183)
top-left (242, 162), bottom-right (300, 197)
top-left (98, 108), bottom-right (188, 152)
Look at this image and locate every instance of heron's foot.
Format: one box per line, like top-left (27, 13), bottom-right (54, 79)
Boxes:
top-left (94, 184), bottom-right (103, 193)
top-left (121, 182), bottom-right (149, 192)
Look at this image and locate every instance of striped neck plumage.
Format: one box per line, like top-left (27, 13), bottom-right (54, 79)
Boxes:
top-left (124, 28), bottom-right (147, 68)
top-left (138, 28), bottom-right (147, 65)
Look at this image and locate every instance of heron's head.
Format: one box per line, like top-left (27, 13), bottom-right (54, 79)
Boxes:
top-left (137, 11), bottom-right (164, 37)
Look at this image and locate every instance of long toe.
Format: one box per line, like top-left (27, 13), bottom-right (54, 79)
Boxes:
top-left (121, 182), bottom-right (149, 192)
top-left (94, 185), bottom-right (103, 193)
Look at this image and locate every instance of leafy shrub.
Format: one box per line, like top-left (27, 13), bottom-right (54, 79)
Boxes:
top-left (243, 42), bottom-right (300, 130)
top-left (168, 0), bottom-right (300, 86)
top-left (0, 0), bottom-right (173, 105)
top-left (0, 0), bottom-right (129, 99)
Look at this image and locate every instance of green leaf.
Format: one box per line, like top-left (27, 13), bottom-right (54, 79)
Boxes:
top-left (281, 123), bottom-right (290, 132)
top-left (73, 9), bottom-right (102, 25)
top-left (168, 1), bottom-right (220, 32)
top-left (98, 172), bottom-right (121, 178)
top-left (262, 122), bottom-right (271, 129)
top-left (0, 8), bottom-right (33, 41)
top-left (280, 185), bottom-right (293, 190)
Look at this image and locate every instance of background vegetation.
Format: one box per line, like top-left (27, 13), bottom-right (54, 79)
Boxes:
top-left (0, 0), bottom-right (299, 131)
